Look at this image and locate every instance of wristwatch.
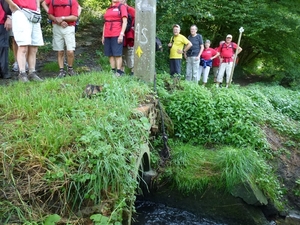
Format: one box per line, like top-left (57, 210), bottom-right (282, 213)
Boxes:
top-left (62, 16), bottom-right (65, 21)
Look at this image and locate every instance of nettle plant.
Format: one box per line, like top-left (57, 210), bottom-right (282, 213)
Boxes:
top-left (162, 82), bottom-right (268, 150)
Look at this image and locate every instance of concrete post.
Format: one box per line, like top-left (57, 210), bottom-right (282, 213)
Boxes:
top-left (134, 0), bottom-right (156, 83)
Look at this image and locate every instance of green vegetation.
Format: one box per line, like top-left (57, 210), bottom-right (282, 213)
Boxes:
top-left (2, 0), bottom-right (300, 223)
top-left (1, 72), bottom-right (300, 223)
top-left (156, 74), bottom-right (300, 209)
top-left (0, 73), bottom-right (152, 224)
top-left (166, 144), bottom-right (282, 207)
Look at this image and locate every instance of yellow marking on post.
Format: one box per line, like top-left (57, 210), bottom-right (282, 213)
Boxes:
top-left (136, 46), bottom-right (143, 58)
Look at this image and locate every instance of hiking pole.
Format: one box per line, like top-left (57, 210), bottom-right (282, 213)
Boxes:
top-left (228, 27), bottom-right (244, 87)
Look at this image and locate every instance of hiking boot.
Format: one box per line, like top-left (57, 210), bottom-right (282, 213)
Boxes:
top-left (57, 70), bottom-right (66, 78)
top-left (28, 71), bottom-right (43, 81)
top-left (18, 72), bottom-right (29, 83)
top-left (67, 67), bottom-right (76, 76)
top-left (1, 73), bottom-right (11, 79)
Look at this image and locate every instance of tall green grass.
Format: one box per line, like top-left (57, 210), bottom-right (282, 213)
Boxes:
top-left (0, 72), bottom-right (152, 223)
top-left (167, 144), bottom-right (283, 209)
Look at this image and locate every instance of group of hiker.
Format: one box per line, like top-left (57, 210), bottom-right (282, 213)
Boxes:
top-left (168, 24), bottom-right (243, 88)
top-left (0, 0), bottom-right (242, 86)
top-left (0, 0), bottom-right (81, 82)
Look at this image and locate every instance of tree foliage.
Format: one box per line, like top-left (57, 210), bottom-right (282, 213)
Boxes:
top-left (81, 0), bottom-right (300, 86)
top-left (154, 0), bottom-right (300, 85)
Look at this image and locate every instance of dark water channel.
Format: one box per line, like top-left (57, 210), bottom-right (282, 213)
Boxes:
top-left (131, 183), bottom-right (274, 225)
top-left (132, 200), bottom-right (227, 225)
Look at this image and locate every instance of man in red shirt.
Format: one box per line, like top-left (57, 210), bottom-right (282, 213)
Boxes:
top-left (47, 0), bottom-right (79, 78)
top-left (102, 0), bottom-right (128, 76)
top-left (5, 0), bottom-right (44, 82)
top-left (216, 34), bottom-right (242, 88)
top-left (0, 0), bottom-right (11, 79)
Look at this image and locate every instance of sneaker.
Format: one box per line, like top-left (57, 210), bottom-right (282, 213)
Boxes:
top-left (12, 62), bottom-right (19, 72)
top-left (116, 69), bottom-right (124, 77)
top-left (67, 68), bottom-right (76, 76)
top-left (18, 72), bottom-right (29, 82)
top-left (28, 71), bottom-right (43, 81)
top-left (57, 70), bottom-right (66, 78)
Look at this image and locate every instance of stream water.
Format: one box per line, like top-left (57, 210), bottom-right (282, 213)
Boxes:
top-left (132, 200), bottom-right (227, 225)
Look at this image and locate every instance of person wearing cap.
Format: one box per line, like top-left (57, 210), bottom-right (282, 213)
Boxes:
top-left (216, 34), bottom-right (242, 87)
top-left (185, 25), bottom-right (203, 82)
top-left (168, 24), bottom-right (192, 77)
top-left (198, 40), bottom-right (219, 86)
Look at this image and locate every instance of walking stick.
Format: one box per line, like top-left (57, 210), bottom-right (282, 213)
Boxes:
top-left (228, 27), bottom-right (244, 87)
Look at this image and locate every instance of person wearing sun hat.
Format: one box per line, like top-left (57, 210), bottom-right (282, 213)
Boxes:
top-left (216, 34), bottom-right (242, 88)
top-left (168, 24), bottom-right (192, 77)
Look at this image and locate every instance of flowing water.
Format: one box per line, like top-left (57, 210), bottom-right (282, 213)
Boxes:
top-left (132, 200), bottom-right (228, 225)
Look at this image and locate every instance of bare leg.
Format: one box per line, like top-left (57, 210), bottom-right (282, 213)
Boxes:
top-left (115, 56), bottom-right (122, 70)
top-left (66, 50), bottom-right (74, 67)
top-left (58, 51), bottom-right (64, 69)
top-left (109, 56), bottom-right (116, 69)
top-left (27, 46), bottom-right (38, 72)
top-left (17, 45), bottom-right (28, 72)
top-left (12, 37), bottom-right (18, 61)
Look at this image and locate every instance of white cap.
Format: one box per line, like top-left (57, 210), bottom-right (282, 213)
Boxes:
top-left (173, 24), bottom-right (180, 29)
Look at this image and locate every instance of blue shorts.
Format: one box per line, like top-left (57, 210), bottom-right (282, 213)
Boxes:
top-left (104, 37), bottom-right (123, 57)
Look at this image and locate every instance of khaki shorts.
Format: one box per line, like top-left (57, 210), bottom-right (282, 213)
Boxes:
top-left (52, 24), bottom-right (76, 51)
top-left (12, 10), bottom-right (44, 46)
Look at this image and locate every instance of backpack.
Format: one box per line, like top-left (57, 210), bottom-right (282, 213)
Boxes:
top-left (52, 0), bottom-right (72, 7)
top-left (52, 0), bottom-right (80, 31)
top-left (155, 37), bottom-right (163, 52)
top-left (220, 42), bottom-right (235, 54)
top-left (117, 4), bottom-right (133, 33)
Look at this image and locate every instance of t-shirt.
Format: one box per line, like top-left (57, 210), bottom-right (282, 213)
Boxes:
top-left (0, 4), bottom-right (5, 24)
top-left (217, 42), bottom-right (237, 59)
top-left (104, 3), bottom-right (128, 37)
top-left (186, 34), bottom-right (203, 57)
top-left (48, 0), bottom-right (79, 26)
top-left (212, 47), bottom-right (220, 67)
top-left (169, 34), bottom-right (190, 59)
top-left (201, 48), bottom-right (217, 60)
top-left (13, 0), bottom-right (37, 11)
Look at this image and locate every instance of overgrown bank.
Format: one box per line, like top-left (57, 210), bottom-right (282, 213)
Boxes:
top-left (1, 72), bottom-right (300, 224)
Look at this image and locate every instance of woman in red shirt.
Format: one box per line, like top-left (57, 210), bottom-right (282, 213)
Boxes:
top-left (198, 40), bottom-right (219, 86)
top-left (102, 0), bottom-right (128, 76)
